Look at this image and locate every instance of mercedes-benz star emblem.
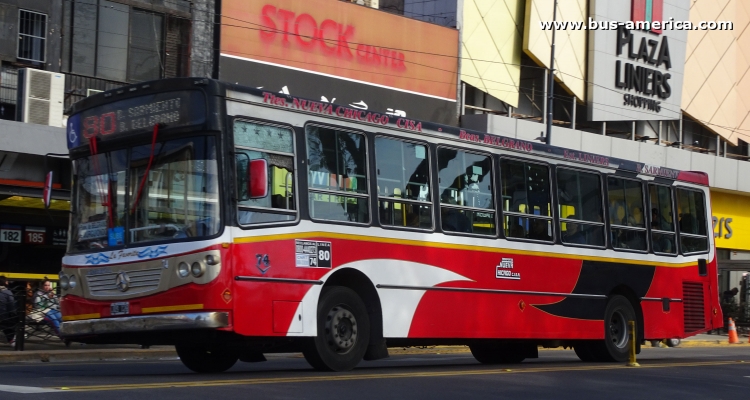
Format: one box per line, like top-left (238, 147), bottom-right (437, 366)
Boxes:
top-left (115, 271), bottom-right (130, 292)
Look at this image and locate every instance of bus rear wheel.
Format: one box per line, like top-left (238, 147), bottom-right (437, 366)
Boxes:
top-left (469, 342), bottom-right (526, 364)
top-left (583, 295), bottom-right (636, 362)
top-left (303, 286), bottom-right (370, 372)
top-left (175, 344), bottom-right (238, 373)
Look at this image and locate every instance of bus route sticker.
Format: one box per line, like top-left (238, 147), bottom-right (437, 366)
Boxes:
top-left (295, 240), bottom-right (332, 269)
top-left (496, 258), bottom-right (520, 280)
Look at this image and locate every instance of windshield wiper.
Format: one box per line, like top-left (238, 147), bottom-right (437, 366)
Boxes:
top-left (131, 124), bottom-right (161, 215)
top-left (88, 137), bottom-right (115, 229)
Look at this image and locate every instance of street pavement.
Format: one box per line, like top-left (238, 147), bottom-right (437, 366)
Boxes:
top-left (0, 344), bottom-right (747, 399)
top-left (0, 332), bottom-right (746, 364)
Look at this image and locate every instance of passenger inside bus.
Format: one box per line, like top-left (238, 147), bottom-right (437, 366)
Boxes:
top-left (562, 216), bottom-right (585, 244)
top-left (527, 219), bottom-right (552, 241)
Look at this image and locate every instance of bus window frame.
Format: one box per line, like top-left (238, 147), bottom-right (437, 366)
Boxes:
top-left (498, 155), bottom-right (555, 245)
top-left (605, 175), bottom-right (649, 255)
top-left (231, 117), bottom-right (301, 229)
top-left (435, 144), bottom-right (498, 238)
top-left (373, 133), bottom-right (435, 233)
top-left (674, 185), bottom-right (710, 256)
top-left (304, 122), bottom-right (372, 227)
top-left (67, 131), bottom-right (226, 254)
top-left (555, 165), bottom-right (608, 250)
top-left (647, 182), bottom-right (679, 257)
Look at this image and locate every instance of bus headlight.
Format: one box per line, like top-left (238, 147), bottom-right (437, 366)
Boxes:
top-left (191, 262), bottom-right (205, 277)
top-left (59, 273), bottom-right (70, 290)
top-left (178, 262), bottom-right (190, 278)
top-left (69, 274), bottom-right (78, 289)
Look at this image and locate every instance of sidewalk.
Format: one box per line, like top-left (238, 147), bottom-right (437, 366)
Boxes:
top-left (0, 338), bottom-right (177, 364)
top-left (1, 333), bottom-right (746, 364)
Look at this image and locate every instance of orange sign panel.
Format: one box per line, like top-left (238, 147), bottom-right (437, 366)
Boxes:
top-left (220, 0), bottom-right (459, 101)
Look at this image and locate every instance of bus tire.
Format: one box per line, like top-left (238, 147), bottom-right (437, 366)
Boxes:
top-left (469, 343), bottom-right (526, 364)
top-left (175, 344), bottom-right (238, 373)
top-left (593, 295), bottom-right (636, 362)
top-left (303, 286), bottom-right (370, 372)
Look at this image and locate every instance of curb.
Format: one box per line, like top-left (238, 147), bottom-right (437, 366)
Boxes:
top-left (0, 348), bottom-right (177, 364)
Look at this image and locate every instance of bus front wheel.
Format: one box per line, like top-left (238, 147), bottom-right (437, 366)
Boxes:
top-left (303, 286), bottom-right (370, 372)
top-left (175, 344), bottom-right (238, 373)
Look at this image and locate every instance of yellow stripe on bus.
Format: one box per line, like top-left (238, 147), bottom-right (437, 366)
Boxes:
top-left (63, 313), bottom-right (101, 321)
top-left (233, 231), bottom-right (702, 268)
top-left (142, 304), bottom-right (204, 314)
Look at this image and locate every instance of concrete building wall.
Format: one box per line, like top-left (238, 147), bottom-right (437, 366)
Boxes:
top-left (681, 0), bottom-right (750, 145)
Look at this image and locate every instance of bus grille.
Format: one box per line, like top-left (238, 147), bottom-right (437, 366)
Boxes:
top-left (86, 267), bottom-right (162, 297)
top-left (682, 281), bottom-right (705, 333)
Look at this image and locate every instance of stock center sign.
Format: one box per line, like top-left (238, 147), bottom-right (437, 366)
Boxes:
top-left (587, 0), bottom-right (688, 121)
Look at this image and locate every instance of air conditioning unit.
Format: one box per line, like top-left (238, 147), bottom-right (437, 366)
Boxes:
top-left (15, 68), bottom-right (65, 127)
top-left (87, 89), bottom-right (103, 97)
top-left (350, 0), bottom-right (379, 8)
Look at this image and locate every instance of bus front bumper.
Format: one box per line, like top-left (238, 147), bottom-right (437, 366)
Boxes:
top-left (60, 312), bottom-right (229, 337)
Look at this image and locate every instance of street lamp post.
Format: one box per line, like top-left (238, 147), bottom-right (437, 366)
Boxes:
top-left (545, 0), bottom-right (558, 145)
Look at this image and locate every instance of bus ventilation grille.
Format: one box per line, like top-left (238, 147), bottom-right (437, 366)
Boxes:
top-left (682, 281), bottom-right (705, 333)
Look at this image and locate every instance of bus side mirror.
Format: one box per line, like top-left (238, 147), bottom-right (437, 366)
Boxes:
top-left (248, 159), bottom-right (268, 199)
top-left (43, 171), bottom-right (53, 209)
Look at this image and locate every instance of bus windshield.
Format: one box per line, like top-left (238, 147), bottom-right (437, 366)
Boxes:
top-left (70, 136), bottom-right (220, 251)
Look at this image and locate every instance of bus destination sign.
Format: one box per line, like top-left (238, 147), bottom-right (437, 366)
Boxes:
top-left (67, 91), bottom-right (206, 149)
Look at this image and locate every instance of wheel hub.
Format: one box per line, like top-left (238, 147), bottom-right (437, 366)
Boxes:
top-left (609, 310), bottom-right (628, 348)
top-left (325, 305), bottom-right (358, 354)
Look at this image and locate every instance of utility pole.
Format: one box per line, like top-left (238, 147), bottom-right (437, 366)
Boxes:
top-left (545, 0), bottom-right (558, 145)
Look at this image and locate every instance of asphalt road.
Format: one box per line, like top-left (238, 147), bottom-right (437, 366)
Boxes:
top-left (0, 347), bottom-right (748, 399)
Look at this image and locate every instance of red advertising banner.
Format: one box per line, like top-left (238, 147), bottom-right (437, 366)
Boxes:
top-left (220, 0), bottom-right (459, 101)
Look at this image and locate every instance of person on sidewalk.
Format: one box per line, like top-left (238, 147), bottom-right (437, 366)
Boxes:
top-left (0, 276), bottom-right (17, 347)
top-left (34, 279), bottom-right (61, 336)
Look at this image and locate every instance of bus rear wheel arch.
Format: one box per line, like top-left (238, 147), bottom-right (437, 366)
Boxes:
top-left (575, 295), bottom-right (637, 362)
top-left (303, 286), bottom-right (371, 371)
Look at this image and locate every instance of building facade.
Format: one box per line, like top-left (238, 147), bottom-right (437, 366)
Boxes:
top-left (0, 0), bottom-right (210, 280)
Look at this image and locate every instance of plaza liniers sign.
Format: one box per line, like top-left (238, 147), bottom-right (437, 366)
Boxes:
top-left (66, 91), bottom-right (206, 149)
top-left (711, 190), bottom-right (750, 251)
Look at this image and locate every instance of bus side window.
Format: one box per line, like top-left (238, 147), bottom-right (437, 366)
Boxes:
top-left (375, 137), bottom-right (432, 229)
top-left (607, 177), bottom-right (647, 251)
top-left (557, 168), bottom-right (605, 247)
top-left (306, 125), bottom-right (370, 224)
top-left (648, 184), bottom-right (676, 254)
top-left (500, 159), bottom-right (553, 242)
top-left (234, 120), bottom-right (297, 225)
top-left (437, 147), bottom-right (495, 235)
top-left (676, 188), bottom-right (709, 254)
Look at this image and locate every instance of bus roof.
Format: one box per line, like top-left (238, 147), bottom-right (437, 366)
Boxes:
top-left (69, 77), bottom-right (708, 187)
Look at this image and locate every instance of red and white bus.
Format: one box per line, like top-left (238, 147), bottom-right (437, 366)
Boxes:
top-left (59, 78), bottom-right (722, 372)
